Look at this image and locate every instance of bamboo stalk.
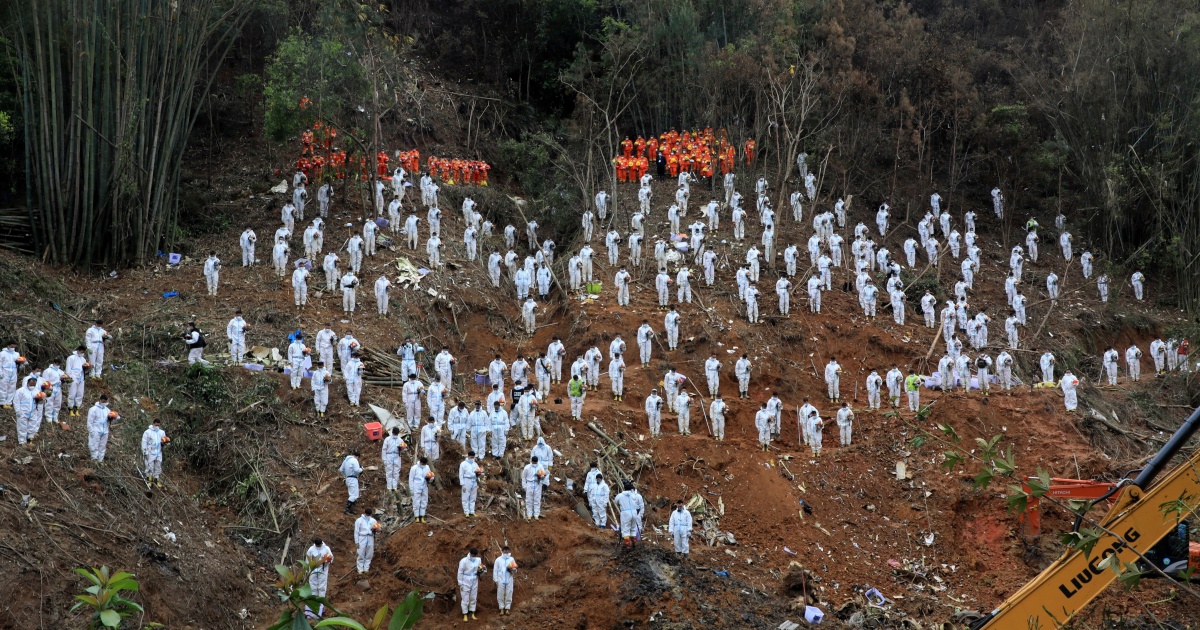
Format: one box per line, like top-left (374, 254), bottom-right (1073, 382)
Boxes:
top-left (11, 0), bottom-right (252, 266)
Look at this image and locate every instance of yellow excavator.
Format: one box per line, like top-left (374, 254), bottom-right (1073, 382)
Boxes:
top-left (970, 406), bottom-right (1200, 629)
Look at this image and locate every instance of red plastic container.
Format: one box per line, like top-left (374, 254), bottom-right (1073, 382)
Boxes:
top-left (364, 422), bottom-right (383, 441)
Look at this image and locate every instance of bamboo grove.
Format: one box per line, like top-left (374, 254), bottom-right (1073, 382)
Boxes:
top-left (3, 0), bottom-right (1200, 310)
top-left (7, 0), bottom-right (250, 266)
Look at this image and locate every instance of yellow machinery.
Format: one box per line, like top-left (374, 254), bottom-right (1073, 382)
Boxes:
top-left (970, 406), bottom-right (1200, 628)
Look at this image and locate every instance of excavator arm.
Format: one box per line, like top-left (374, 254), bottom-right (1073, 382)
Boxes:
top-left (971, 407), bottom-right (1200, 629)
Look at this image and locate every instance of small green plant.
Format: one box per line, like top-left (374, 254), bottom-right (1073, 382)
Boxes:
top-left (267, 561), bottom-right (425, 630)
top-left (70, 567), bottom-right (158, 629)
top-left (267, 560), bottom-right (356, 630)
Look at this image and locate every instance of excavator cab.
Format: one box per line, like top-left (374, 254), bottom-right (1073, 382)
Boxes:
top-left (1141, 521), bottom-right (1199, 578)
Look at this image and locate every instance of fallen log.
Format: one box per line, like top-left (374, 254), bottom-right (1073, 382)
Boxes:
top-left (587, 422), bottom-right (630, 456)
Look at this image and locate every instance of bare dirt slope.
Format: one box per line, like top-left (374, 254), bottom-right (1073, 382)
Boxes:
top-left (1, 150), bottom-right (1198, 630)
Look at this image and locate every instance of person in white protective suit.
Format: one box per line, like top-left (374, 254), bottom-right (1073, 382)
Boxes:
top-left (353, 507), bottom-right (380, 574)
top-left (1102, 346), bottom-right (1120, 386)
top-left (240, 227), bottom-right (257, 266)
top-left (635, 321), bottom-right (655, 366)
top-left (305, 537), bottom-right (334, 607)
top-left (669, 501), bottom-right (694, 555)
top-left (468, 401), bottom-right (490, 457)
top-left (409, 455), bottom-right (434, 522)
top-left (84, 394), bottom-right (116, 461)
top-left (825, 357), bottom-right (842, 402)
top-left (586, 471), bottom-right (610, 528)
top-left (675, 390), bottom-right (692, 436)
top-left (733, 353), bottom-right (752, 399)
top-left (1126, 344), bottom-right (1142, 382)
top-left (704, 392), bottom-right (726, 439)
top-left (459, 451), bottom-right (482, 517)
top-left (704, 353), bottom-right (722, 397)
top-left (645, 388), bottom-right (663, 437)
top-left (141, 418), bottom-right (169, 487)
top-left (3, 346), bottom-right (28, 409)
top-left (865, 370), bottom-right (882, 410)
top-left (453, 547), bottom-right (482, 619)
top-left (489, 401), bottom-right (510, 458)
top-left (374, 275), bottom-right (391, 315)
top-left (664, 306), bottom-right (681, 350)
top-left (521, 455), bottom-right (547, 520)
top-left (381, 424), bottom-right (405, 499)
top-left (85, 319), bottom-right (110, 378)
top-left (287, 335), bottom-right (308, 390)
top-left (755, 403), bottom-right (772, 450)
top-left (340, 449), bottom-right (363, 514)
top-left (614, 480), bottom-right (645, 548)
top-left (493, 546), bottom-right (518, 616)
top-left (202, 251), bottom-right (222, 296)
top-left (1039, 350), bottom-right (1057, 384)
top-left (886, 364), bottom-right (903, 408)
top-left (1060, 370), bottom-right (1080, 411)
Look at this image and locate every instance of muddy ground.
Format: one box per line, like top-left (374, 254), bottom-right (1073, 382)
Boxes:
top-left (1, 136), bottom-right (1198, 630)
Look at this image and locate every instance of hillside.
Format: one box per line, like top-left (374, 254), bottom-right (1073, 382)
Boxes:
top-left (3, 1), bottom-right (1200, 628)
top-left (1, 130), bottom-right (1198, 629)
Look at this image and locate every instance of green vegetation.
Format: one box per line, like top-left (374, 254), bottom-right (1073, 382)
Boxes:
top-left (264, 33), bottom-right (369, 142)
top-left (267, 561), bottom-right (424, 630)
top-left (4, 0), bottom-right (252, 265)
top-left (4, 0), bottom-right (1200, 305)
top-left (70, 567), bottom-right (159, 629)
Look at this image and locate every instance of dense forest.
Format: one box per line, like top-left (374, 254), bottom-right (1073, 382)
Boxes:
top-left (2, 0), bottom-right (1199, 308)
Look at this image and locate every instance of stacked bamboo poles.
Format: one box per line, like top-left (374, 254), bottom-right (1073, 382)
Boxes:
top-left (0, 208), bottom-right (35, 254)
